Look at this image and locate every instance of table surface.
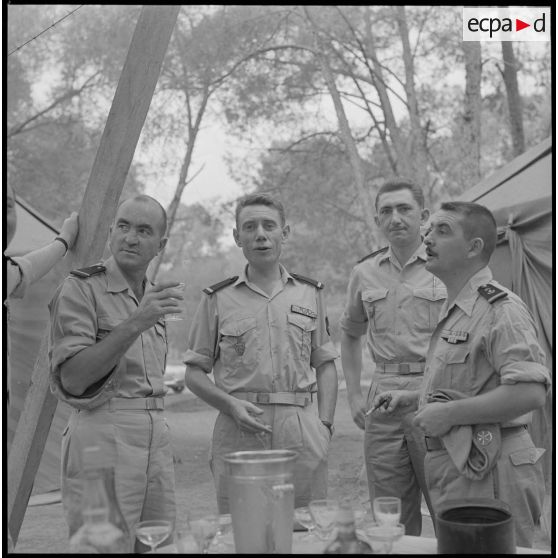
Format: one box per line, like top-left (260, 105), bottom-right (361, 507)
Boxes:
top-left (159, 531), bottom-right (550, 554)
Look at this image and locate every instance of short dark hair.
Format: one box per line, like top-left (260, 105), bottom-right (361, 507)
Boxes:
top-left (439, 201), bottom-right (497, 261)
top-left (235, 192), bottom-right (286, 227)
top-left (375, 179), bottom-right (425, 210)
top-left (117, 195), bottom-right (167, 235)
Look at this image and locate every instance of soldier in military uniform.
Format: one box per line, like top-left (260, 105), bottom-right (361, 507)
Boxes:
top-left (184, 192), bottom-right (338, 513)
top-left (373, 201), bottom-right (550, 547)
top-left (48, 195), bottom-right (181, 551)
top-left (340, 179), bottom-right (444, 535)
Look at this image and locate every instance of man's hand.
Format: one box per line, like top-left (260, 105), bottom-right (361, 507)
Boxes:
top-left (132, 281), bottom-right (184, 329)
top-left (371, 389), bottom-right (418, 414)
top-left (347, 392), bottom-right (367, 430)
top-left (412, 402), bottom-right (453, 437)
top-left (58, 212), bottom-right (80, 249)
top-left (228, 399), bottom-right (273, 434)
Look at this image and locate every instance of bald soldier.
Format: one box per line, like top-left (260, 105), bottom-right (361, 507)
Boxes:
top-left (184, 192), bottom-right (338, 513)
top-left (49, 195), bottom-right (182, 551)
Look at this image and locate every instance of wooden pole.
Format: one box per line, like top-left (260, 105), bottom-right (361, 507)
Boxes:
top-left (7, 5), bottom-right (180, 545)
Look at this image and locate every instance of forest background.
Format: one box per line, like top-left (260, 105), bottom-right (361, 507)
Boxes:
top-left (6, 4), bottom-right (552, 363)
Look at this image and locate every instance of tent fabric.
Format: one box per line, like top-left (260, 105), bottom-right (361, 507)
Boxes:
top-left (6, 200), bottom-right (72, 495)
top-left (458, 137), bottom-right (553, 489)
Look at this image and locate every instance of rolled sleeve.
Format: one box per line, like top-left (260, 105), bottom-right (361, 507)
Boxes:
top-left (184, 295), bottom-right (218, 375)
top-left (339, 266), bottom-right (367, 338)
top-left (7, 256), bottom-right (32, 299)
top-left (489, 300), bottom-right (552, 393)
top-left (310, 340), bottom-right (338, 369)
top-left (49, 278), bottom-right (98, 372)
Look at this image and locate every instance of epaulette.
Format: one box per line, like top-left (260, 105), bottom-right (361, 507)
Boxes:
top-left (70, 264), bottom-right (106, 278)
top-left (203, 276), bottom-right (238, 295)
top-left (357, 246), bottom-right (388, 264)
top-left (478, 283), bottom-right (508, 304)
top-left (291, 272), bottom-right (324, 289)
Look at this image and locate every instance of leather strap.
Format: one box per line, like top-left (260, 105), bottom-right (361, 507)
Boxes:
top-left (232, 391), bottom-right (314, 407)
top-left (376, 362), bottom-right (425, 374)
top-left (93, 397), bottom-right (165, 411)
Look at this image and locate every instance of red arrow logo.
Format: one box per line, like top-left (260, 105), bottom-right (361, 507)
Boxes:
top-left (516, 18), bottom-right (530, 31)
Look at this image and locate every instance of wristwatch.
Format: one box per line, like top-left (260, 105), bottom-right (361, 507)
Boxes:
top-left (321, 420), bottom-right (335, 436)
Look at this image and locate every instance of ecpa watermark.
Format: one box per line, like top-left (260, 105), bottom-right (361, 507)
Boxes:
top-left (463, 7), bottom-right (550, 41)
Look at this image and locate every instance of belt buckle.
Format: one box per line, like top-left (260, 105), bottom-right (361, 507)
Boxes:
top-left (257, 393), bottom-right (270, 404)
top-left (399, 363), bottom-right (410, 374)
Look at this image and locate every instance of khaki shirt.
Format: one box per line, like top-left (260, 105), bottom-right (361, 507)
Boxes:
top-left (340, 243), bottom-right (446, 363)
top-left (420, 267), bottom-right (551, 425)
top-left (49, 256), bottom-right (167, 409)
top-left (183, 264), bottom-right (338, 394)
top-left (6, 255), bottom-right (32, 299)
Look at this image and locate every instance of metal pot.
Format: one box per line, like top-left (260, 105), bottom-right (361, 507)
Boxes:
top-left (436, 498), bottom-right (515, 554)
top-left (224, 450), bottom-right (298, 554)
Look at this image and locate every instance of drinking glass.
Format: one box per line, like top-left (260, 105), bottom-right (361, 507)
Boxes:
top-left (135, 520), bottom-right (173, 553)
top-left (308, 499), bottom-right (340, 541)
top-left (294, 506), bottom-right (317, 540)
top-left (363, 522), bottom-right (404, 554)
top-left (190, 515), bottom-right (219, 554)
top-left (373, 496), bottom-right (401, 526)
top-left (163, 282), bottom-right (185, 321)
top-left (208, 514), bottom-right (234, 554)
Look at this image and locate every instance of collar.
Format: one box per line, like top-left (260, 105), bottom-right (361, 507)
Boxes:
top-left (104, 256), bottom-right (151, 295)
top-left (441, 266), bottom-right (493, 318)
top-left (379, 242), bottom-right (428, 266)
top-left (235, 263), bottom-right (293, 287)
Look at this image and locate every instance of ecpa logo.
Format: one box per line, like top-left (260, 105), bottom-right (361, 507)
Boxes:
top-left (463, 7), bottom-right (550, 42)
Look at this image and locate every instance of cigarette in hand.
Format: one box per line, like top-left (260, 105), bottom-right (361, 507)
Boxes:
top-left (365, 393), bottom-right (393, 416)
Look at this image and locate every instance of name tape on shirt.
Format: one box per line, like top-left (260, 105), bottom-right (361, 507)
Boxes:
top-left (441, 329), bottom-right (469, 344)
top-left (291, 305), bottom-right (317, 319)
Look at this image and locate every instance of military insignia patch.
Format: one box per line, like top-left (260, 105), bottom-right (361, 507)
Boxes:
top-left (291, 305), bottom-right (317, 319)
top-left (440, 329), bottom-right (469, 344)
top-left (478, 283), bottom-right (508, 304)
top-left (234, 341), bottom-right (245, 356)
top-left (475, 429), bottom-right (494, 446)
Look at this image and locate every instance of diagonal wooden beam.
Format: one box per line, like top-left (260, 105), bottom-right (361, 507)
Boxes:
top-left (7, 6), bottom-right (180, 546)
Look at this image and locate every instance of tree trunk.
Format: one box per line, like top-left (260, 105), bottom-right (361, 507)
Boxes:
top-left (394, 6), bottom-right (429, 187)
top-left (459, 40), bottom-right (482, 191)
top-left (501, 41), bottom-right (525, 156)
top-left (7, 6), bottom-right (179, 546)
top-left (304, 7), bottom-right (376, 246)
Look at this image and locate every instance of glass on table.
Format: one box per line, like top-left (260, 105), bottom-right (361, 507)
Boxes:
top-left (308, 499), bottom-right (340, 541)
top-left (373, 496), bottom-right (401, 526)
top-left (135, 519), bottom-right (173, 553)
top-left (190, 514), bottom-right (219, 554)
top-left (208, 513), bottom-right (234, 554)
top-left (362, 521), bottom-right (404, 554)
top-left (294, 506), bottom-right (317, 540)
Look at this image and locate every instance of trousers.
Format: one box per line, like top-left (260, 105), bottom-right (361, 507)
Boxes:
top-left (365, 373), bottom-right (434, 535)
top-left (209, 402), bottom-right (330, 513)
top-left (425, 426), bottom-right (545, 548)
top-left (61, 407), bottom-right (176, 551)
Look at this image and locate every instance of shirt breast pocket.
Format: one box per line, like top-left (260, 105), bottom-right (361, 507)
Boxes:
top-left (444, 345), bottom-right (471, 391)
top-left (219, 317), bottom-right (259, 374)
top-left (361, 288), bottom-right (389, 332)
top-left (287, 313), bottom-right (316, 362)
top-left (96, 316), bottom-right (119, 341)
top-left (413, 287), bottom-right (446, 332)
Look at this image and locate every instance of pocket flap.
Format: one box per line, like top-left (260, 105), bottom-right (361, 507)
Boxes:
top-left (287, 313), bottom-right (316, 331)
top-left (414, 287), bottom-right (446, 302)
top-left (509, 447), bottom-right (545, 466)
top-left (446, 346), bottom-right (470, 364)
top-left (97, 315), bottom-right (121, 330)
top-left (220, 317), bottom-right (257, 337)
top-left (362, 288), bottom-right (388, 303)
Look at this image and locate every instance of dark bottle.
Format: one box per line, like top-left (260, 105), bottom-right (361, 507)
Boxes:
top-left (69, 446), bottom-right (132, 553)
top-left (323, 506), bottom-right (374, 554)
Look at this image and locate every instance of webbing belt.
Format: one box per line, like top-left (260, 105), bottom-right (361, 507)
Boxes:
top-left (94, 397), bottom-right (165, 411)
top-left (376, 362), bottom-right (425, 375)
top-left (232, 391), bottom-right (314, 407)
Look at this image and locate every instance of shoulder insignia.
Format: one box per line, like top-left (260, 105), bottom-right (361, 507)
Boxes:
top-left (291, 272), bottom-right (324, 289)
top-left (203, 276), bottom-right (238, 295)
top-left (70, 264), bottom-right (106, 278)
top-left (478, 283), bottom-right (508, 304)
top-left (357, 246), bottom-right (388, 264)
